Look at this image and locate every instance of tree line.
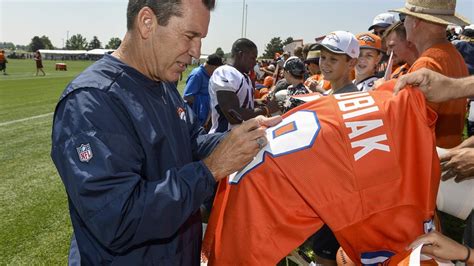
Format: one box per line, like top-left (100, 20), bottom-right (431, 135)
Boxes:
top-left (1, 34), bottom-right (294, 57)
top-left (210, 36), bottom-right (294, 60)
top-left (0, 35), bottom-right (122, 52)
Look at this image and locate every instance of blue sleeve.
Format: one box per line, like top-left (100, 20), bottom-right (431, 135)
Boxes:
top-left (192, 94), bottom-right (210, 126)
top-left (51, 89), bottom-right (216, 253)
top-left (183, 71), bottom-right (202, 97)
top-left (184, 99), bottom-right (226, 159)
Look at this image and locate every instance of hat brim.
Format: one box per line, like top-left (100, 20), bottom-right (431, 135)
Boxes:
top-left (368, 23), bottom-right (392, 31)
top-left (304, 58), bottom-right (320, 64)
top-left (389, 7), bottom-right (470, 26)
top-left (313, 44), bottom-right (347, 55)
top-left (360, 45), bottom-right (384, 52)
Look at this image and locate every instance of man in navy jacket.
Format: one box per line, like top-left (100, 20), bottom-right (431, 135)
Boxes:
top-left (51, 0), bottom-right (281, 264)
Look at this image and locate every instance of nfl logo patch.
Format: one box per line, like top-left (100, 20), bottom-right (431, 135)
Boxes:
top-left (177, 107), bottom-right (186, 122)
top-left (76, 143), bottom-right (93, 162)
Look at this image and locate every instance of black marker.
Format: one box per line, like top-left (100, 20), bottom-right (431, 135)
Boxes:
top-left (228, 109), bottom-right (244, 123)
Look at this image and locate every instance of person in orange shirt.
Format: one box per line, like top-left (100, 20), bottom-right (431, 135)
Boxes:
top-left (390, 0), bottom-right (470, 149)
top-left (383, 21), bottom-right (419, 79)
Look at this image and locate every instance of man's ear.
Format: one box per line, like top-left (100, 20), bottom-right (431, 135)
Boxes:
top-left (136, 7), bottom-right (155, 39)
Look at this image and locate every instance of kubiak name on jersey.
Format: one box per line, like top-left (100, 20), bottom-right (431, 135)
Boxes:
top-left (336, 92), bottom-right (390, 161)
top-left (204, 85), bottom-right (440, 265)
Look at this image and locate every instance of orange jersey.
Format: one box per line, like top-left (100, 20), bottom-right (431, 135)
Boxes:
top-left (409, 42), bottom-right (469, 148)
top-left (0, 53), bottom-right (5, 62)
top-left (203, 84), bottom-right (440, 265)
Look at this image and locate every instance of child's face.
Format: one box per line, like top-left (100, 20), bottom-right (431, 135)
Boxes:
top-left (319, 49), bottom-right (353, 82)
top-left (355, 49), bottom-right (380, 77)
top-left (307, 62), bottom-right (320, 75)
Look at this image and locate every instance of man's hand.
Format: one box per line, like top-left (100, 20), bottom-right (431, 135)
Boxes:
top-left (203, 115), bottom-right (282, 181)
top-left (440, 148), bottom-right (474, 182)
top-left (372, 78), bottom-right (385, 90)
top-left (393, 68), bottom-right (457, 102)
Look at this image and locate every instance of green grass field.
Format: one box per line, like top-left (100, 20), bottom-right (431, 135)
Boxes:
top-left (0, 59), bottom-right (192, 264)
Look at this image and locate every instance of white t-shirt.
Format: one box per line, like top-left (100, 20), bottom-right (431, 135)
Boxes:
top-left (209, 65), bottom-right (255, 133)
top-left (353, 76), bottom-right (379, 92)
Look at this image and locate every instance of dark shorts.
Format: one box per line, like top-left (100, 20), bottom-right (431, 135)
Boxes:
top-left (0, 62), bottom-right (5, 71)
top-left (311, 224), bottom-right (340, 260)
top-left (36, 61), bottom-right (43, 68)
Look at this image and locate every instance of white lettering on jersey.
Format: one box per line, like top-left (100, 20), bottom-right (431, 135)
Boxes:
top-left (335, 92), bottom-right (380, 120)
top-left (336, 92), bottom-right (390, 161)
top-left (345, 120), bottom-right (383, 139)
top-left (351, 135), bottom-right (390, 161)
top-left (229, 110), bottom-right (320, 184)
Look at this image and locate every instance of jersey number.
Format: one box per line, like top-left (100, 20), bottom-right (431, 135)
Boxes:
top-left (229, 110), bottom-right (320, 184)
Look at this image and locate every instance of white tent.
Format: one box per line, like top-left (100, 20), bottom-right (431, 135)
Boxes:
top-left (38, 49), bottom-right (87, 55)
top-left (37, 49), bottom-right (115, 60)
top-left (86, 49), bottom-right (115, 55)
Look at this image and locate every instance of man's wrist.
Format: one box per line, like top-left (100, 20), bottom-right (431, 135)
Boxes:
top-left (464, 245), bottom-right (473, 264)
top-left (203, 156), bottom-right (223, 181)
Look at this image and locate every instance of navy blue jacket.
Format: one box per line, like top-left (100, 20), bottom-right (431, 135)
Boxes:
top-left (51, 55), bottom-right (224, 265)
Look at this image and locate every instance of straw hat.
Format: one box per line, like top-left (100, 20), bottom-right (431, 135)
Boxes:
top-left (390, 0), bottom-right (470, 26)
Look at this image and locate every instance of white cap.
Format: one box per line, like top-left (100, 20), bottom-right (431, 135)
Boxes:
top-left (313, 31), bottom-right (360, 59)
top-left (368, 13), bottom-right (398, 30)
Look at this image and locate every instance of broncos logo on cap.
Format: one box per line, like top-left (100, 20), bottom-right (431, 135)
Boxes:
top-left (326, 32), bottom-right (341, 43)
top-left (358, 34), bottom-right (376, 44)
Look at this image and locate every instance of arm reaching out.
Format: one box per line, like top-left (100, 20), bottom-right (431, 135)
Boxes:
top-left (408, 231), bottom-right (473, 264)
top-left (394, 68), bottom-right (474, 102)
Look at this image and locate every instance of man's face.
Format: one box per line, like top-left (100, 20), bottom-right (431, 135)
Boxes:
top-left (307, 62), bottom-right (320, 75)
top-left (372, 26), bottom-right (387, 37)
top-left (237, 48), bottom-right (258, 73)
top-left (149, 0), bottom-right (210, 82)
top-left (386, 32), bottom-right (409, 65)
top-left (355, 49), bottom-right (380, 77)
top-left (319, 49), bottom-right (354, 82)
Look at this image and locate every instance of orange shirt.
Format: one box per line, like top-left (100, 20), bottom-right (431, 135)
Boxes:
top-left (203, 84), bottom-right (440, 265)
top-left (409, 42), bottom-right (469, 148)
top-left (304, 74), bottom-right (331, 91)
top-left (390, 63), bottom-right (410, 79)
top-left (0, 53), bottom-right (5, 63)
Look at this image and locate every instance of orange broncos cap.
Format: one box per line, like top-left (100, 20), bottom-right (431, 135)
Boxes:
top-left (356, 32), bottom-right (383, 52)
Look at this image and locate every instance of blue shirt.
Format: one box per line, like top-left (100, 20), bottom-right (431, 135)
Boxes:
top-left (51, 54), bottom-right (224, 265)
top-left (455, 41), bottom-right (474, 75)
top-left (183, 65), bottom-right (211, 126)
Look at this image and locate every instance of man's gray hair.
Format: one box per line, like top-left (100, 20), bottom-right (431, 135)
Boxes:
top-left (127, 0), bottom-right (215, 30)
